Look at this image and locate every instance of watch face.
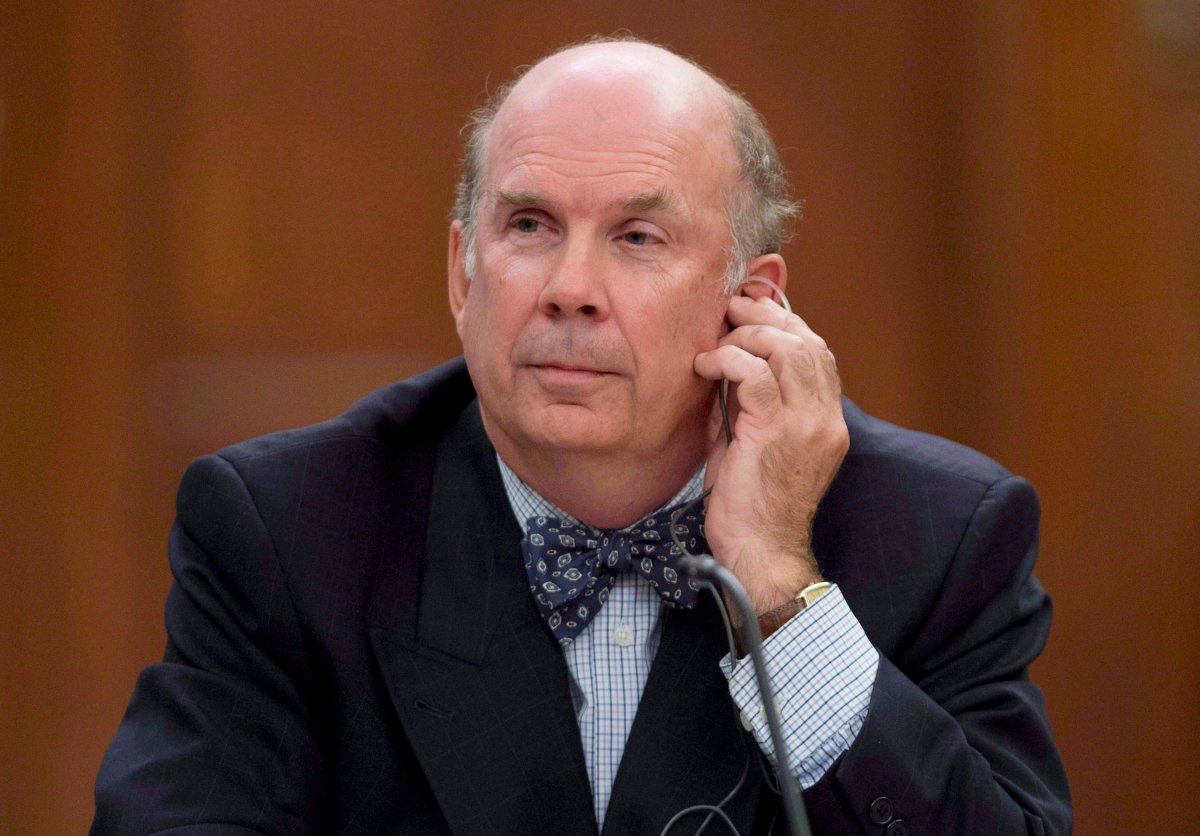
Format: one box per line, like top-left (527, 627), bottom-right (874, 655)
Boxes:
top-left (800, 582), bottom-right (833, 609)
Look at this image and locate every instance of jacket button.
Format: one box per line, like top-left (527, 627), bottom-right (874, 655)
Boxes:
top-left (885, 820), bottom-right (909, 836)
top-left (869, 796), bottom-right (894, 824)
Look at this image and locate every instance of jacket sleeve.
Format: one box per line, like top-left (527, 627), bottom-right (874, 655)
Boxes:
top-left (800, 475), bottom-right (1073, 835)
top-left (92, 454), bottom-right (325, 835)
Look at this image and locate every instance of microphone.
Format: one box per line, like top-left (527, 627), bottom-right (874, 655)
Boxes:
top-left (679, 555), bottom-right (814, 836)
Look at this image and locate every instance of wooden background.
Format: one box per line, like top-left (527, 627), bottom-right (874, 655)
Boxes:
top-left (2, 3), bottom-right (1197, 833)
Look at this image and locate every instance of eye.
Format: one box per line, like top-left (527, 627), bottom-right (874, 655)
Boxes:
top-left (618, 224), bottom-right (665, 247)
top-left (514, 217), bottom-right (541, 234)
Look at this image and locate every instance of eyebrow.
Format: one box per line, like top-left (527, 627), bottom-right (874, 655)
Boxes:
top-left (493, 189), bottom-right (548, 210)
top-left (623, 189), bottom-right (677, 214)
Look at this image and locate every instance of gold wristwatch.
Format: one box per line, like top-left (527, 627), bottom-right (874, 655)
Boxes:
top-left (756, 581), bottom-right (834, 640)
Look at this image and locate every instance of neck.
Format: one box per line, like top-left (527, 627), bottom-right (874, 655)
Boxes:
top-left (490, 433), bottom-right (706, 531)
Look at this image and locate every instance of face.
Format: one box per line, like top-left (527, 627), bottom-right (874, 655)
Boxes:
top-left (449, 48), bottom-right (739, 471)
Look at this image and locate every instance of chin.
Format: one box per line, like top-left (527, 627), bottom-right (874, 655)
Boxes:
top-left (523, 404), bottom-right (625, 453)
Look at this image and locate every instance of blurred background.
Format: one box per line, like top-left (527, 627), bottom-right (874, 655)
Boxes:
top-left (2, 2), bottom-right (1197, 833)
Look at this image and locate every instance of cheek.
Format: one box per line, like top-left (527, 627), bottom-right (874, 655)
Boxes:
top-left (642, 307), bottom-right (724, 388)
top-left (633, 264), bottom-right (724, 337)
top-left (457, 285), bottom-right (502, 373)
top-left (670, 276), bottom-right (728, 348)
top-left (460, 277), bottom-right (535, 371)
top-left (627, 278), bottom-right (723, 360)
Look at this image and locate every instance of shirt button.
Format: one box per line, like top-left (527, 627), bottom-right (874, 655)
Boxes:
top-left (884, 820), bottom-right (909, 836)
top-left (614, 623), bottom-right (634, 647)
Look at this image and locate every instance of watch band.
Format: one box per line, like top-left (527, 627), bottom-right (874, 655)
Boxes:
top-left (749, 581), bottom-right (834, 647)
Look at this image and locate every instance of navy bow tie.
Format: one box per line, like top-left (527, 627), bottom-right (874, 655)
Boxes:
top-left (522, 506), bottom-right (708, 646)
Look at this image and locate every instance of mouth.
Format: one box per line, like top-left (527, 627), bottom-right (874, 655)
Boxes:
top-left (529, 363), bottom-right (614, 382)
top-left (526, 363), bottom-right (617, 390)
top-left (533, 363), bottom-right (609, 376)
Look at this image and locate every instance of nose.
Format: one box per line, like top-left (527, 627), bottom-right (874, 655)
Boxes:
top-left (537, 237), bottom-right (610, 320)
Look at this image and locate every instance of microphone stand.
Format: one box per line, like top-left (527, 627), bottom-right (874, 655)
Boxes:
top-left (680, 554), bottom-right (814, 836)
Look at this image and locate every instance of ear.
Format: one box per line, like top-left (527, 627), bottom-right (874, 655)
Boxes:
top-left (737, 253), bottom-right (788, 304)
top-left (447, 220), bottom-right (470, 338)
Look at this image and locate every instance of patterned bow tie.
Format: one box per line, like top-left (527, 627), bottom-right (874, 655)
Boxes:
top-left (522, 506), bottom-right (708, 646)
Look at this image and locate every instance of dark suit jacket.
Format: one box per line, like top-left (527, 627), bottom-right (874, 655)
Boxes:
top-left (92, 358), bottom-right (1071, 835)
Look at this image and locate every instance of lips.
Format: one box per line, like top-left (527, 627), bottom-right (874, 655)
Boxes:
top-left (525, 363), bottom-right (617, 392)
top-left (529, 363), bottom-right (612, 381)
top-left (533, 363), bottom-right (608, 375)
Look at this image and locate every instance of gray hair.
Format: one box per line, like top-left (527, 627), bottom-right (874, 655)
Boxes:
top-left (453, 36), bottom-right (800, 293)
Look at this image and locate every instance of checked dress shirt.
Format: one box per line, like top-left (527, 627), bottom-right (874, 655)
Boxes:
top-left (497, 457), bottom-right (879, 830)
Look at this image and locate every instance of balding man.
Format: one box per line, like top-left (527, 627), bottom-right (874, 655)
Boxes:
top-left (93, 38), bottom-right (1071, 835)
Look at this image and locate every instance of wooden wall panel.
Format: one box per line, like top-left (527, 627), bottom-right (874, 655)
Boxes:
top-left (954, 5), bottom-right (1200, 831)
top-left (2, 2), bottom-right (1196, 832)
top-left (0, 4), bottom-right (152, 833)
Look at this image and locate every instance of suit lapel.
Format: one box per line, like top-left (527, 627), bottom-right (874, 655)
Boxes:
top-left (370, 403), bottom-right (597, 836)
top-left (602, 592), bottom-right (765, 835)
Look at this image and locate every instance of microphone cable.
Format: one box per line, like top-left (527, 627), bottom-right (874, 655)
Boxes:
top-left (660, 367), bottom-right (814, 836)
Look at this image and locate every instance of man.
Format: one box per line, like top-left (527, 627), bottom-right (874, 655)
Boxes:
top-left (93, 38), bottom-right (1071, 834)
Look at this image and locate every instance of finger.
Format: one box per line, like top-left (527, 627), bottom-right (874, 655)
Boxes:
top-left (727, 296), bottom-right (826, 347)
top-left (718, 324), bottom-right (824, 406)
top-left (726, 297), bottom-right (842, 402)
top-left (694, 344), bottom-right (782, 422)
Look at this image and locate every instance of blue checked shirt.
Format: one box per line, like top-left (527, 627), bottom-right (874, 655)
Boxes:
top-left (498, 457), bottom-right (879, 830)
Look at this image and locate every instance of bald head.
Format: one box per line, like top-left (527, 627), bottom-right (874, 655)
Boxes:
top-left (497, 41), bottom-right (731, 136)
top-left (454, 36), bottom-right (798, 290)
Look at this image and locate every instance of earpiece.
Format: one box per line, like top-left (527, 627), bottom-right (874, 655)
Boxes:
top-left (740, 276), bottom-right (793, 314)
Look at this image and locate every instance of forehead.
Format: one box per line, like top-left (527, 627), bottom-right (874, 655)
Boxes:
top-left (483, 49), bottom-right (737, 212)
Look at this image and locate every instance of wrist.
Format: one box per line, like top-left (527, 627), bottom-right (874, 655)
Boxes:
top-left (733, 580), bottom-right (833, 656)
top-left (718, 546), bottom-right (820, 628)
top-left (752, 555), bottom-right (822, 613)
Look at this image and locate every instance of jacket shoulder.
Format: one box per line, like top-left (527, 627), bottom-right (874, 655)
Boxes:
top-left (841, 398), bottom-right (1013, 488)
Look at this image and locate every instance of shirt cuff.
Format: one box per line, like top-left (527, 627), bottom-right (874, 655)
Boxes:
top-left (719, 585), bottom-right (879, 788)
